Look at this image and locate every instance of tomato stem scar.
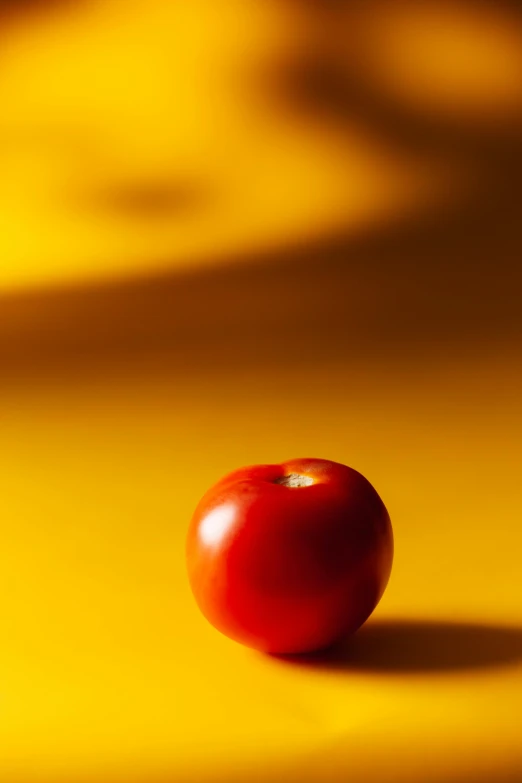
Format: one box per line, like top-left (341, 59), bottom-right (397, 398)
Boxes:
top-left (273, 473), bottom-right (314, 488)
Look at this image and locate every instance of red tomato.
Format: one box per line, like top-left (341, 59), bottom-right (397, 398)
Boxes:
top-left (186, 458), bottom-right (393, 654)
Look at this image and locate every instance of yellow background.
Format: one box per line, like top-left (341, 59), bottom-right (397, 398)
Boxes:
top-left (1, 1), bottom-right (522, 781)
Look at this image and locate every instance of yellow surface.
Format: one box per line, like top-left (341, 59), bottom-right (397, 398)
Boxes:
top-left (1, 0), bottom-right (522, 780)
top-left (1, 342), bottom-right (522, 783)
top-left (2, 0), bottom-right (513, 292)
top-left (0, 0), bottom-right (418, 291)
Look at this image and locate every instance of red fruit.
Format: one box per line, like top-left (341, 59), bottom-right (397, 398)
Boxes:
top-left (186, 458), bottom-right (393, 654)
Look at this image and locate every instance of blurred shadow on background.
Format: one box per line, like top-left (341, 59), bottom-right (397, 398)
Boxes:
top-left (273, 619), bottom-right (522, 673)
top-left (277, 0), bottom-right (522, 132)
top-left (1, 204), bottom-right (521, 382)
top-left (273, 0), bottom-right (522, 207)
top-left (0, 0), bottom-right (74, 21)
top-left (141, 754), bottom-right (522, 783)
top-left (1, 0), bottom-right (521, 383)
top-left (84, 180), bottom-right (210, 221)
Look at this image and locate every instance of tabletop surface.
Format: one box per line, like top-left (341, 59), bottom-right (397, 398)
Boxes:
top-left (1, 1), bottom-right (522, 780)
top-left (2, 336), bottom-right (521, 783)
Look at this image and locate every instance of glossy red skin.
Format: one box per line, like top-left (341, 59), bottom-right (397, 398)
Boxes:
top-left (186, 458), bottom-right (393, 654)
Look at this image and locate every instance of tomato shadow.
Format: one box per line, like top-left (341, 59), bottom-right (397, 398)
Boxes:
top-left (273, 619), bottom-right (522, 673)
